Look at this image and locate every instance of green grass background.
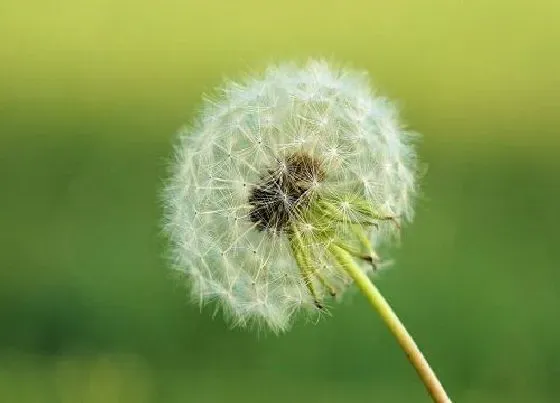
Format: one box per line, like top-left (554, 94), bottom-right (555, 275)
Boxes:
top-left (1, 1), bottom-right (559, 401)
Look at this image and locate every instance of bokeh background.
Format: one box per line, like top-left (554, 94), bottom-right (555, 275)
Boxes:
top-left (1, 1), bottom-right (559, 402)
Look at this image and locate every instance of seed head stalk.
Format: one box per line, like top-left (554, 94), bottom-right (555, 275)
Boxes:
top-left (329, 244), bottom-right (451, 403)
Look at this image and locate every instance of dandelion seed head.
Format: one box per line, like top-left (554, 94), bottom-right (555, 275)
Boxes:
top-left (164, 60), bottom-right (418, 332)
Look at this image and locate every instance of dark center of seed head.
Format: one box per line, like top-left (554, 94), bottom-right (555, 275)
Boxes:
top-left (248, 152), bottom-right (325, 233)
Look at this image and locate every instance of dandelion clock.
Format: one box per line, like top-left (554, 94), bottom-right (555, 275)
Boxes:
top-left (163, 60), bottom-right (451, 402)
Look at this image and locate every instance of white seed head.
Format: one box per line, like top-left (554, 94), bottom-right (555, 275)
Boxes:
top-left (163, 60), bottom-right (418, 333)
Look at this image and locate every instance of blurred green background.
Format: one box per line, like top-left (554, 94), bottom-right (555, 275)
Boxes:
top-left (1, 1), bottom-right (559, 402)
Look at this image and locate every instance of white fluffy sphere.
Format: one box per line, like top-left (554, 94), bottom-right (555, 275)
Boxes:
top-left (164, 60), bottom-right (418, 332)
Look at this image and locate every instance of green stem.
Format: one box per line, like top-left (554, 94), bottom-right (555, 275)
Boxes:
top-left (328, 243), bottom-right (451, 403)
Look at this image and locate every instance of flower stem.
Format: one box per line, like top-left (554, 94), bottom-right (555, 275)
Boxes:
top-left (328, 244), bottom-right (451, 403)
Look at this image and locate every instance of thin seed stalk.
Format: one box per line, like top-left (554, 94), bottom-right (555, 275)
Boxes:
top-left (328, 243), bottom-right (451, 403)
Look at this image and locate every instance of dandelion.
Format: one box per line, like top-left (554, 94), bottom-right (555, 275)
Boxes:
top-left (163, 60), bottom-right (450, 402)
